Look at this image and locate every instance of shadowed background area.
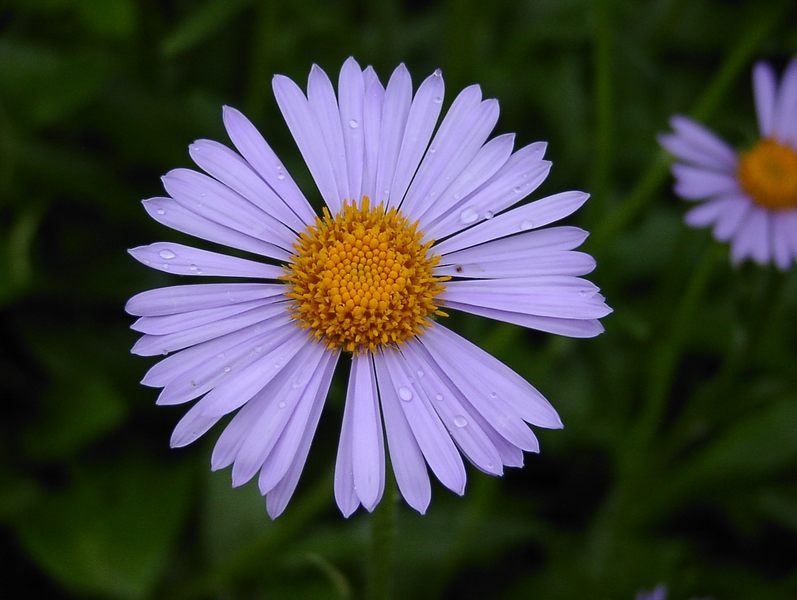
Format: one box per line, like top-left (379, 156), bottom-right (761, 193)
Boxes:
top-left (2, 0), bottom-right (797, 598)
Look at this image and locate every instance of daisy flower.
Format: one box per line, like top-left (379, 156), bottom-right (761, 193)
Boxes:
top-left (126, 58), bottom-right (610, 518)
top-left (659, 57), bottom-right (797, 269)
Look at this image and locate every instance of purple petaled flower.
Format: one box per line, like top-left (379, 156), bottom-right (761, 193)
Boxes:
top-left (126, 58), bottom-right (611, 518)
top-left (660, 57), bottom-right (797, 269)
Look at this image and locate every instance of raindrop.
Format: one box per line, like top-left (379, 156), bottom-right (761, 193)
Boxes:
top-left (429, 146), bottom-right (437, 153)
top-left (292, 378), bottom-right (304, 389)
top-left (459, 208), bottom-right (478, 224)
top-left (277, 173), bottom-right (286, 181)
top-left (484, 210), bottom-right (494, 220)
top-left (489, 392), bottom-right (498, 399)
top-left (519, 220), bottom-right (534, 231)
top-left (454, 415), bottom-right (468, 428)
top-left (348, 119), bottom-right (359, 129)
top-left (433, 96), bottom-right (443, 104)
top-left (156, 208), bottom-right (166, 215)
top-left (434, 393), bottom-right (444, 402)
top-left (512, 186), bottom-right (522, 194)
top-left (433, 68), bottom-right (442, 78)
top-left (158, 249), bottom-right (176, 260)
top-left (223, 366), bottom-right (231, 373)
top-left (278, 401), bottom-right (287, 409)
top-left (398, 386), bottom-right (413, 402)
top-left (188, 264), bottom-right (199, 272)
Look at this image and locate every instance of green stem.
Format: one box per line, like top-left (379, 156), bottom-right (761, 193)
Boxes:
top-left (589, 0), bottom-right (613, 216)
top-left (367, 475), bottom-right (396, 600)
top-left (634, 243), bottom-right (723, 449)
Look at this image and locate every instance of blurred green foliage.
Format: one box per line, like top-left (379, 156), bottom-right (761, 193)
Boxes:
top-left (2, 0), bottom-right (797, 598)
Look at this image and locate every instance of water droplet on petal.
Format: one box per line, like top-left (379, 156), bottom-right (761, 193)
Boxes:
top-left (433, 96), bottom-right (443, 104)
top-left (292, 378), bottom-right (304, 389)
top-left (513, 186), bottom-right (522, 194)
top-left (484, 210), bottom-right (494, 219)
top-left (348, 119), bottom-right (359, 128)
top-left (158, 249), bottom-right (176, 260)
top-left (156, 208), bottom-right (166, 215)
top-left (278, 401), bottom-right (287, 409)
top-left (489, 392), bottom-right (498, 399)
top-left (519, 220), bottom-right (534, 231)
top-left (434, 393), bottom-right (443, 402)
top-left (460, 208), bottom-right (478, 224)
top-left (188, 264), bottom-right (199, 272)
top-left (416, 369), bottom-right (424, 378)
top-left (398, 386), bottom-right (413, 402)
top-left (277, 173), bottom-right (286, 181)
top-left (454, 415), bottom-right (468, 428)
top-left (223, 366), bottom-right (231, 373)
top-left (433, 68), bottom-right (442, 78)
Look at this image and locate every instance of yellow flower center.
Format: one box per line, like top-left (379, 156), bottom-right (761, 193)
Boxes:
top-left (737, 138), bottom-right (797, 211)
top-left (283, 198), bottom-right (449, 353)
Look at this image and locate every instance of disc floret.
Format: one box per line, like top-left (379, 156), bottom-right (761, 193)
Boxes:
top-left (284, 198), bottom-right (449, 353)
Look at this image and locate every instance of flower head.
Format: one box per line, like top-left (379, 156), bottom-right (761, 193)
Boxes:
top-left (659, 57), bottom-right (797, 269)
top-left (126, 58), bottom-right (610, 518)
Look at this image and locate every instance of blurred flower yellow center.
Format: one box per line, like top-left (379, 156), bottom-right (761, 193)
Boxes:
top-left (737, 138), bottom-right (797, 210)
top-left (284, 198), bottom-right (449, 353)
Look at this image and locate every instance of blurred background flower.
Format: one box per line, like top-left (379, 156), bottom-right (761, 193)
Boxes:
top-left (2, 0), bottom-right (797, 598)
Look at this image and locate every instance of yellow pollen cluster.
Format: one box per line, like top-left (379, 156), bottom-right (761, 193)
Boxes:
top-left (737, 138), bottom-right (797, 211)
top-left (283, 198), bottom-right (449, 353)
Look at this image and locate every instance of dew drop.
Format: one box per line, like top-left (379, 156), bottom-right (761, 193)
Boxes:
top-left (459, 208), bottom-right (478, 224)
top-left (484, 210), bottom-right (494, 220)
top-left (512, 186), bottom-right (522, 194)
top-left (292, 377), bottom-right (304, 389)
top-left (348, 119), bottom-right (359, 129)
top-left (278, 401), bottom-right (287, 409)
top-left (276, 173), bottom-right (286, 181)
top-left (429, 146), bottom-right (437, 153)
top-left (158, 249), bottom-right (176, 260)
top-left (433, 68), bottom-right (442, 78)
top-left (188, 264), bottom-right (199, 272)
top-left (433, 96), bottom-right (443, 104)
top-left (489, 392), bottom-right (498, 399)
top-left (156, 208), bottom-right (166, 215)
top-left (416, 369), bottom-right (425, 378)
top-left (398, 386), bottom-right (413, 402)
top-left (434, 393), bottom-right (443, 402)
top-left (454, 415), bottom-right (468, 428)
top-left (223, 366), bottom-right (231, 373)
top-left (519, 220), bottom-right (534, 231)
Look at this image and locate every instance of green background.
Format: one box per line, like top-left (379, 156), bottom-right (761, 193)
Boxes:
top-left (2, 0), bottom-right (797, 598)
